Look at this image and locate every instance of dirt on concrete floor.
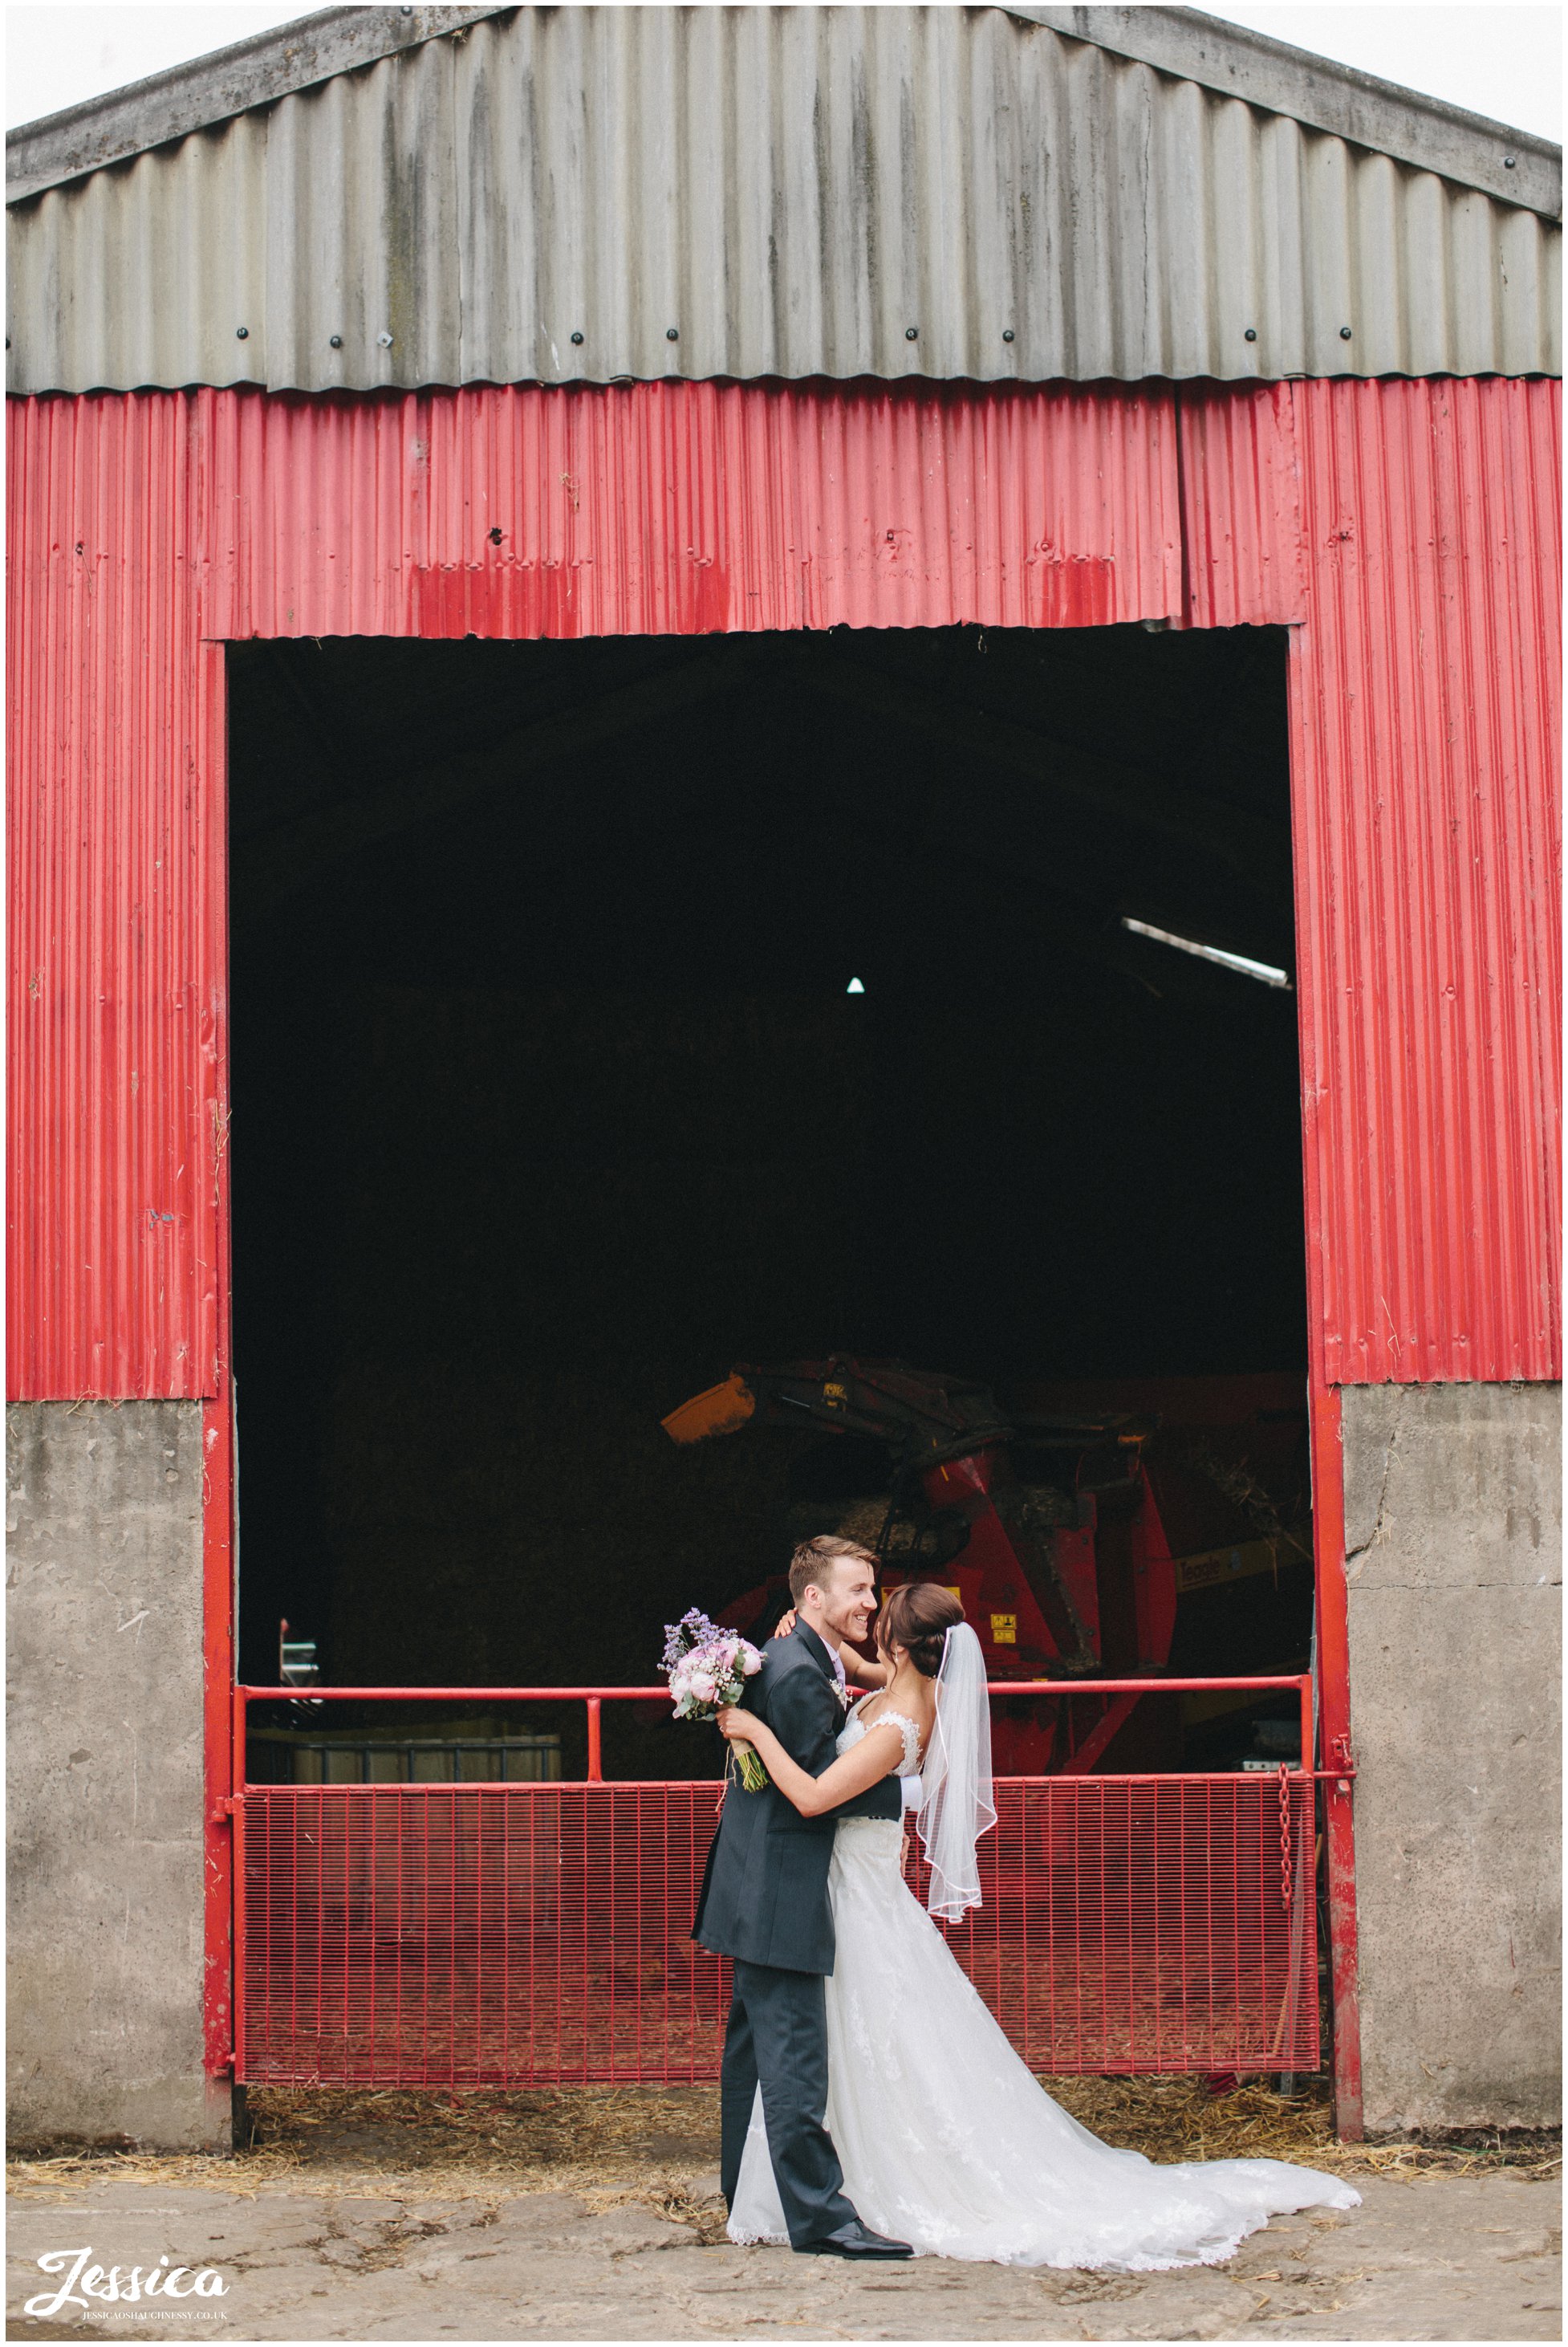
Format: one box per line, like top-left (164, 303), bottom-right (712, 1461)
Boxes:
top-left (8, 2083), bottom-right (1560, 2343)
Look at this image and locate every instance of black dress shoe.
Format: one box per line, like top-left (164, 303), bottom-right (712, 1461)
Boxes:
top-left (798, 2220), bottom-right (914, 2260)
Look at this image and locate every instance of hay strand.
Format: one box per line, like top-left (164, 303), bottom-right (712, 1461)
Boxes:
top-left (10, 2077), bottom-right (1557, 2215)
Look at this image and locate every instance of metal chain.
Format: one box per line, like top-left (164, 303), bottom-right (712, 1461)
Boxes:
top-left (1278, 1762), bottom-right (1294, 1911)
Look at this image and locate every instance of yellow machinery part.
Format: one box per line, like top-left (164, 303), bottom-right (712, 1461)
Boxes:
top-left (1171, 1529), bottom-right (1310, 1597)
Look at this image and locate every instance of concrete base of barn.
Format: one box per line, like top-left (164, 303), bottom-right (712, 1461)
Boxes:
top-left (6, 1401), bottom-right (236, 2151)
top-left (1343, 1380), bottom-right (1562, 2135)
top-left (6, 1385), bottom-right (1562, 2146)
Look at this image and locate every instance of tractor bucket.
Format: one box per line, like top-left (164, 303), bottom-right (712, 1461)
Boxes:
top-left (661, 1373), bottom-right (756, 1444)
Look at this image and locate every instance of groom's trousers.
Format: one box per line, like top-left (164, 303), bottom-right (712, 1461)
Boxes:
top-left (721, 1959), bottom-right (860, 2247)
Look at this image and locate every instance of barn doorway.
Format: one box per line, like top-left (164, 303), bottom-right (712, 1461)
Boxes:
top-left (227, 624), bottom-right (1311, 1782)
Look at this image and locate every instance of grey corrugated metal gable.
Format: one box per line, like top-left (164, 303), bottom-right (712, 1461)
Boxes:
top-left (6, 4), bottom-right (1561, 394)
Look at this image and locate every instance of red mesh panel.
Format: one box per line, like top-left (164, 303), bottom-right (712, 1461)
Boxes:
top-left (909, 1776), bottom-right (1319, 2074)
top-left (238, 1777), bottom-right (1318, 2085)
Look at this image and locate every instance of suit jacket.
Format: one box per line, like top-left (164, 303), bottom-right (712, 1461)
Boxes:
top-left (692, 1619), bottom-right (900, 1974)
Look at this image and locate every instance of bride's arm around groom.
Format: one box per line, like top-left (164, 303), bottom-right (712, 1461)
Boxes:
top-left (693, 1607), bottom-right (890, 1969)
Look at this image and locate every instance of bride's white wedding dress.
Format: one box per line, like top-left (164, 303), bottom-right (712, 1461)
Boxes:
top-left (727, 1698), bottom-right (1359, 2271)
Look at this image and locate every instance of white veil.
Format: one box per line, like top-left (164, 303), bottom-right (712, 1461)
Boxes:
top-left (914, 1621), bottom-right (997, 1920)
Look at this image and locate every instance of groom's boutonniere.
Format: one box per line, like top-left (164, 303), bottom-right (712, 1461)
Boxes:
top-left (834, 1674), bottom-right (853, 1711)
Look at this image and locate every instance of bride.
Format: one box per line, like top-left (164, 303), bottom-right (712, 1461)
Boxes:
top-left (715, 1581), bottom-right (1359, 2271)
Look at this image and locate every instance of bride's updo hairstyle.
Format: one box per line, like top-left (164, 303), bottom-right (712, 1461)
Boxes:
top-left (879, 1581), bottom-right (965, 1676)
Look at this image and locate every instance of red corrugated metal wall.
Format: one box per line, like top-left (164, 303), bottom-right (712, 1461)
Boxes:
top-left (6, 393), bottom-right (225, 1398)
top-left (7, 376), bottom-right (1560, 1397)
top-left (200, 379), bottom-right (1183, 640)
top-left (1289, 380), bottom-right (1562, 1384)
top-left (1176, 381), bottom-right (1306, 629)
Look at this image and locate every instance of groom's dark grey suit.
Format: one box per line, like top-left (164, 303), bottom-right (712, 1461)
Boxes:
top-left (693, 1619), bottom-right (900, 2248)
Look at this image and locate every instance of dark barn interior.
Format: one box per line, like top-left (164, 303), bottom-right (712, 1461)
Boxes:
top-left (228, 624), bottom-right (1314, 1776)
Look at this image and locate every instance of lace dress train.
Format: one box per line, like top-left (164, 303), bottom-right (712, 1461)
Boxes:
top-left (727, 1709), bottom-right (1359, 2271)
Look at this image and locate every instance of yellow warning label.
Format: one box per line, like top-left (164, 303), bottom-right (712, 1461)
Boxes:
top-left (989, 1613), bottom-right (1018, 1645)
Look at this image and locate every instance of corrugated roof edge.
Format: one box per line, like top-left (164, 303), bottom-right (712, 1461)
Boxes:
top-left (4, 3), bottom-right (514, 204)
top-left (6, 0), bottom-right (1559, 219)
top-left (1014, 6), bottom-right (1560, 218)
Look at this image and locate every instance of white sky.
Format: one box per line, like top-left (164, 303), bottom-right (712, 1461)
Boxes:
top-left (4, 2), bottom-right (1562, 140)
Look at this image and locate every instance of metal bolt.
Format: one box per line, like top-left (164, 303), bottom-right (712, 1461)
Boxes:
top-left (1001, 328), bottom-right (1014, 344)
top-left (1244, 326), bottom-right (1257, 342)
top-left (905, 326), bottom-right (919, 340)
top-left (666, 327), bottom-right (679, 341)
top-left (1339, 325), bottom-right (1353, 340)
top-left (1504, 155), bottom-right (1517, 168)
top-left (377, 331), bottom-right (394, 348)
top-left (236, 326), bottom-right (249, 339)
top-left (329, 334), bottom-right (343, 348)
top-left (571, 330), bottom-right (584, 345)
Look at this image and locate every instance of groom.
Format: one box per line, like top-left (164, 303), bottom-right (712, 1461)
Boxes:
top-left (693, 1536), bottom-right (912, 2260)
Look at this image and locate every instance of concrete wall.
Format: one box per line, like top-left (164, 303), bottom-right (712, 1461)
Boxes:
top-left (6, 1400), bottom-right (231, 2148)
top-left (1343, 1381), bottom-right (1561, 2133)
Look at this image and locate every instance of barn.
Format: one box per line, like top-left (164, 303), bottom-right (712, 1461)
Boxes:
top-left (6, 2), bottom-right (1559, 2151)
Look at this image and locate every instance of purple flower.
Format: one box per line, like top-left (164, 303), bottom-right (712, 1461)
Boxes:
top-left (660, 1606), bottom-right (722, 1678)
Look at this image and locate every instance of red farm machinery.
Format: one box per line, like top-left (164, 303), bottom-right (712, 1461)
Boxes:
top-left (662, 1357), bottom-right (1314, 1774)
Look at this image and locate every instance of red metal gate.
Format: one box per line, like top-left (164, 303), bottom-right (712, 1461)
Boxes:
top-left (230, 1682), bottom-right (1319, 2086)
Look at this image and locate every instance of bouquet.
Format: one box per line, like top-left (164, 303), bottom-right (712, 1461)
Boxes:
top-left (661, 1607), bottom-right (767, 1789)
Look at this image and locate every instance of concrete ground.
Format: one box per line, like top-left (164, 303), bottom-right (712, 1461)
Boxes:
top-left (3, 2170), bottom-right (1562, 2342)
top-left (8, 2085), bottom-right (1559, 2343)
